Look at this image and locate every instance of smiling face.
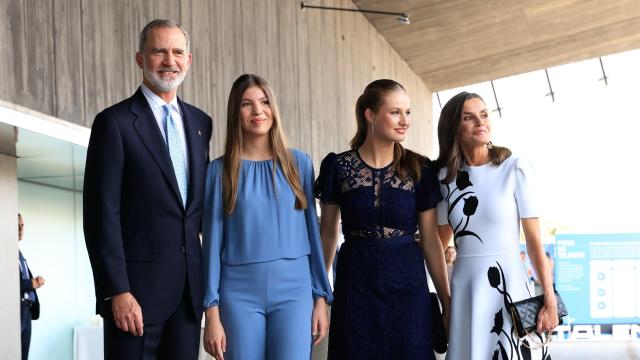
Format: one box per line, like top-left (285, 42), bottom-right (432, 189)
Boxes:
top-left (457, 97), bottom-right (491, 149)
top-left (239, 86), bottom-right (273, 138)
top-left (136, 26), bottom-right (192, 98)
top-left (368, 90), bottom-right (411, 143)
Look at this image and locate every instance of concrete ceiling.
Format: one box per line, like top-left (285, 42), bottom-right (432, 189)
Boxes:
top-left (353, 0), bottom-right (640, 91)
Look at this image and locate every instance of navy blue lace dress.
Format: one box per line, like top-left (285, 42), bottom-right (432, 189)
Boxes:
top-left (315, 150), bottom-right (442, 359)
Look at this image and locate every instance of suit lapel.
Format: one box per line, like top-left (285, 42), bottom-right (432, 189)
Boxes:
top-left (179, 98), bottom-right (204, 214)
top-left (131, 89), bottom-right (184, 208)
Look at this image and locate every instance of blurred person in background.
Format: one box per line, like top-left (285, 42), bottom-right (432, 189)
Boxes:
top-left (18, 213), bottom-right (44, 360)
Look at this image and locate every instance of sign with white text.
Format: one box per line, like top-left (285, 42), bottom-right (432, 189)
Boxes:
top-left (555, 233), bottom-right (640, 325)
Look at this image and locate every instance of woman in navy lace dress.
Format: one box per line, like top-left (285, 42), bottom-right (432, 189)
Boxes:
top-left (315, 79), bottom-right (451, 359)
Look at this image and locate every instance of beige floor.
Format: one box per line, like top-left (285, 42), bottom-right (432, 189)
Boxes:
top-left (549, 340), bottom-right (640, 360)
top-left (202, 333), bottom-right (640, 359)
top-left (311, 339), bottom-right (640, 360)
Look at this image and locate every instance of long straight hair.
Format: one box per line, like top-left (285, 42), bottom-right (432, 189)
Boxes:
top-left (435, 91), bottom-right (511, 183)
top-left (350, 79), bottom-right (424, 181)
top-left (222, 74), bottom-right (307, 215)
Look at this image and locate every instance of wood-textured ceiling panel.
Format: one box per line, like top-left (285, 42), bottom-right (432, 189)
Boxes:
top-left (354, 0), bottom-right (640, 90)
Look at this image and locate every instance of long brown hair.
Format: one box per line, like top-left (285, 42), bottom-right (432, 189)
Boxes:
top-left (222, 74), bottom-right (307, 215)
top-left (435, 91), bottom-right (511, 183)
top-left (350, 79), bottom-right (424, 181)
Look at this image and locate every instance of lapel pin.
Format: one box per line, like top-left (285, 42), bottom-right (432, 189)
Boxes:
top-left (198, 129), bottom-right (202, 136)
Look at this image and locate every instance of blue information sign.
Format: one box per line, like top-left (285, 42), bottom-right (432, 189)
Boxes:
top-left (555, 233), bottom-right (640, 325)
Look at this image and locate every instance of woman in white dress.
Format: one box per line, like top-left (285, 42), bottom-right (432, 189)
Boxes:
top-left (435, 92), bottom-right (558, 360)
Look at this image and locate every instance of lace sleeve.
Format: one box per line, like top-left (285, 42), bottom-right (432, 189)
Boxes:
top-left (314, 152), bottom-right (340, 204)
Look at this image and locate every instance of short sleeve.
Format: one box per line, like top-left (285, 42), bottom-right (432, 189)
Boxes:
top-left (314, 152), bottom-right (340, 204)
top-left (416, 162), bottom-right (444, 212)
top-left (514, 158), bottom-right (539, 218)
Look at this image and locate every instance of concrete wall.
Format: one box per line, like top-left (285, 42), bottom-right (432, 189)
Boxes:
top-left (0, 134), bottom-right (20, 359)
top-left (0, 2), bottom-right (436, 358)
top-left (0, 0), bottom-right (435, 165)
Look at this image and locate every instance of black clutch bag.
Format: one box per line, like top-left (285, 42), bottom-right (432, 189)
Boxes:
top-left (429, 292), bottom-right (448, 354)
top-left (507, 290), bottom-right (568, 338)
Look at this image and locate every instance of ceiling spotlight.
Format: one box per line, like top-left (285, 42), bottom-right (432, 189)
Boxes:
top-left (397, 15), bottom-right (411, 25)
top-left (301, 2), bottom-right (411, 25)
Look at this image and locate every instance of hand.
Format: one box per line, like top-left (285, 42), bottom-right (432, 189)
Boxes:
top-left (311, 298), bottom-right (329, 346)
top-left (31, 276), bottom-right (45, 289)
top-left (203, 307), bottom-right (226, 359)
top-left (536, 297), bottom-right (559, 333)
top-left (111, 292), bottom-right (144, 336)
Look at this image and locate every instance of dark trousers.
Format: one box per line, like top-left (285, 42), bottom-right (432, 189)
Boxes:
top-left (102, 284), bottom-right (200, 360)
top-left (20, 304), bottom-right (32, 360)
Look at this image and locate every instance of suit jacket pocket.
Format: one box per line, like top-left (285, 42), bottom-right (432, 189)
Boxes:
top-left (124, 244), bottom-right (158, 262)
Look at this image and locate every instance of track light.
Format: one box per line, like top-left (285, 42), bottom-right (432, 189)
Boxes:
top-left (397, 15), bottom-right (411, 25)
top-left (301, 2), bottom-right (411, 25)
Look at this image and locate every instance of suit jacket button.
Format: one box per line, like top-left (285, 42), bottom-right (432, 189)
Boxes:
top-left (180, 246), bottom-right (186, 254)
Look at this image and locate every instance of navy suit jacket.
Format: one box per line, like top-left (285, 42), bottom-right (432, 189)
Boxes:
top-left (83, 88), bottom-right (212, 323)
top-left (19, 252), bottom-right (40, 320)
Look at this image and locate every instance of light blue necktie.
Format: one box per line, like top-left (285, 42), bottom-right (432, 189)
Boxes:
top-left (163, 104), bottom-right (188, 207)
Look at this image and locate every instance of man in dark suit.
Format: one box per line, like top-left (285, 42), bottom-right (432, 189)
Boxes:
top-left (18, 213), bottom-right (43, 360)
top-left (83, 19), bottom-right (212, 360)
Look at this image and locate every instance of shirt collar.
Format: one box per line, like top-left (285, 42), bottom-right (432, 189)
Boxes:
top-left (140, 83), bottom-right (180, 114)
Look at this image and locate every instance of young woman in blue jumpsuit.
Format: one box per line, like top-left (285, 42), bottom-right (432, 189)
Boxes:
top-left (202, 74), bottom-right (333, 360)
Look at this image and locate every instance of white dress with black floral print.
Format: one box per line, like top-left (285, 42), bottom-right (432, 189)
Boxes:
top-left (437, 155), bottom-right (551, 360)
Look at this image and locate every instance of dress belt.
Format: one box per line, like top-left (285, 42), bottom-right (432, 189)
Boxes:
top-left (344, 234), bottom-right (415, 246)
top-left (455, 249), bottom-right (520, 258)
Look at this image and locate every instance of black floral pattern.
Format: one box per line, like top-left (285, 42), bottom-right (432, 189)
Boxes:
top-left (488, 262), bottom-right (551, 360)
top-left (441, 160), bottom-right (552, 359)
top-left (455, 170), bottom-right (473, 190)
top-left (491, 309), bottom-right (505, 335)
top-left (463, 196), bottom-right (479, 215)
top-left (488, 266), bottom-right (502, 288)
top-left (442, 170), bottom-right (483, 247)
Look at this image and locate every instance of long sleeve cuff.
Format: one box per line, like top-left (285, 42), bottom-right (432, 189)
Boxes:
top-left (312, 287), bottom-right (334, 305)
top-left (204, 299), bottom-right (219, 308)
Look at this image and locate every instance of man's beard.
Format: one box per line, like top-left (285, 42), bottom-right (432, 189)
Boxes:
top-left (144, 63), bottom-right (186, 92)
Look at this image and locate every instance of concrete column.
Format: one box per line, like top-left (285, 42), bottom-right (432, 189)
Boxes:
top-left (0, 123), bottom-right (20, 359)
